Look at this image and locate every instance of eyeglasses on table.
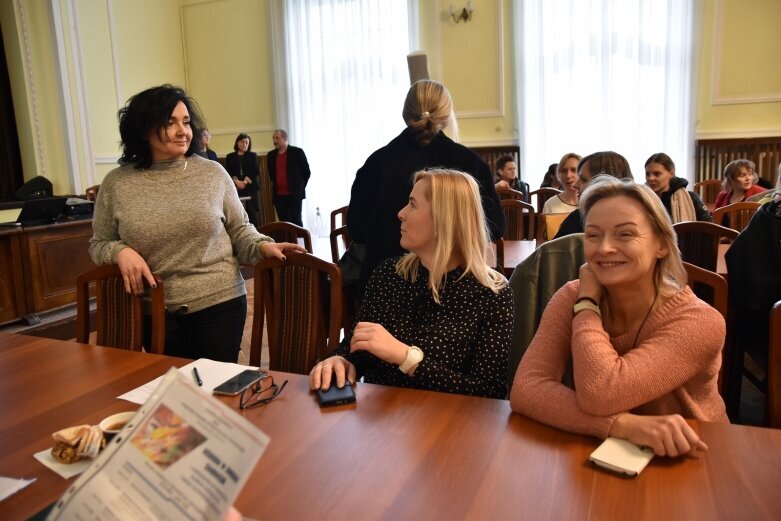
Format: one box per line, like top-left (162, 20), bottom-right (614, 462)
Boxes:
top-left (239, 375), bottom-right (288, 409)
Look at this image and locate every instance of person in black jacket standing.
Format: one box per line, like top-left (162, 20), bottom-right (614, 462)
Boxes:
top-left (267, 129), bottom-right (311, 226)
top-left (347, 80), bottom-right (505, 293)
top-left (225, 133), bottom-right (260, 227)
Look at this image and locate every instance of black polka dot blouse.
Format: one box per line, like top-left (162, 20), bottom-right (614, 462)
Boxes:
top-left (334, 257), bottom-right (514, 399)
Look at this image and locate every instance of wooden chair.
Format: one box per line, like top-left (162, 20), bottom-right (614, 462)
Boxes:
top-left (693, 179), bottom-right (722, 207)
top-left (536, 213), bottom-right (570, 244)
top-left (75, 265), bottom-right (165, 353)
top-left (769, 300), bottom-right (781, 428)
top-left (330, 225), bottom-right (350, 264)
top-left (85, 185), bottom-right (100, 201)
top-left (492, 237), bottom-right (505, 276)
top-left (258, 221), bottom-right (313, 253)
top-left (501, 199), bottom-right (536, 240)
top-left (713, 201), bottom-right (761, 232)
top-left (496, 188), bottom-right (525, 201)
top-left (249, 252), bottom-right (342, 374)
top-left (331, 206), bottom-right (348, 233)
top-left (328, 225), bottom-right (360, 332)
top-left (673, 221), bottom-right (739, 272)
top-left (529, 187), bottom-right (561, 214)
top-left (682, 262), bottom-right (729, 393)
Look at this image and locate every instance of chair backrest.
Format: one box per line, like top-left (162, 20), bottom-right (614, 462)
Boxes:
top-left (769, 300), bottom-right (781, 429)
top-left (529, 187), bottom-right (561, 214)
top-left (693, 179), bottom-right (722, 205)
top-left (258, 221), bottom-right (313, 253)
top-left (496, 188), bottom-right (524, 201)
top-left (508, 233), bottom-right (585, 390)
top-left (673, 221), bottom-right (739, 272)
top-left (713, 201), bottom-right (761, 232)
top-left (330, 225), bottom-right (351, 263)
top-left (250, 252), bottom-right (343, 374)
top-left (330, 206), bottom-right (348, 233)
top-left (501, 199), bottom-right (536, 240)
top-left (75, 265), bottom-right (165, 353)
top-left (85, 185), bottom-right (100, 202)
top-left (536, 213), bottom-right (570, 244)
top-left (682, 262), bottom-right (729, 393)
top-left (492, 237), bottom-right (505, 275)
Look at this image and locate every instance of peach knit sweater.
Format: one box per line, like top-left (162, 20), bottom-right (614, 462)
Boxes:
top-left (510, 280), bottom-right (729, 439)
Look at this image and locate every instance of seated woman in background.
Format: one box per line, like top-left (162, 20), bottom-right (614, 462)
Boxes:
top-left (540, 163), bottom-right (562, 189)
top-left (195, 128), bottom-right (218, 160)
top-left (311, 169), bottom-right (513, 399)
top-left (542, 152), bottom-right (581, 215)
top-left (644, 152), bottom-right (711, 223)
top-left (89, 85), bottom-right (303, 363)
top-left (511, 176), bottom-right (728, 457)
top-left (225, 133), bottom-right (260, 227)
top-left (554, 151), bottom-right (633, 239)
top-left (714, 159), bottom-right (766, 210)
top-left (494, 154), bottom-right (529, 201)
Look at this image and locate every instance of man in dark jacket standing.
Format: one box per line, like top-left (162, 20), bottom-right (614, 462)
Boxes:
top-left (267, 129), bottom-right (311, 226)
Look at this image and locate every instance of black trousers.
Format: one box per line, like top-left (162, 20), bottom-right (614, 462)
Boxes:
top-left (144, 295), bottom-right (247, 362)
top-left (273, 195), bottom-right (303, 227)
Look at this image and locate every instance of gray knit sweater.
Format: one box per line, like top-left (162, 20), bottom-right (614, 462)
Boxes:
top-left (89, 154), bottom-right (272, 313)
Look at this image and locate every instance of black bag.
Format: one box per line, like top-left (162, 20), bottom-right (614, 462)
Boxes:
top-left (16, 176), bottom-right (53, 200)
top-left (337, 242), bottom-right (366, 288)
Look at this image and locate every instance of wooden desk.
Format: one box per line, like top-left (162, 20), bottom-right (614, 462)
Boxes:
top-left (2, 332), bottom-right (780, 520)
top-left (0, 219), bottom-right (96, 325)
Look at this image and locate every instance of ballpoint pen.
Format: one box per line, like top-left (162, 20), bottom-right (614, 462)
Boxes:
top-left (193, 367), bottom-right (203, 387)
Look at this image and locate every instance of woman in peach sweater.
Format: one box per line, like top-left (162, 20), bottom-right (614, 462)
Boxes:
top-left (511, 175), bottom-right (728, 457)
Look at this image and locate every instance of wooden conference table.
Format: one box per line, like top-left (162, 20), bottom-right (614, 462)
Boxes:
top-left (2, 332), bottom-right (780, 520)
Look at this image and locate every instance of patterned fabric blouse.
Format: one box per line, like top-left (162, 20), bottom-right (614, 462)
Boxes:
top-left (334, 258), bottom-right (513, 399)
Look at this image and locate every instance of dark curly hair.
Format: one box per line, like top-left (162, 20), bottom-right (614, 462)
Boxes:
top-left (117, 85), bottom-right (205, 169)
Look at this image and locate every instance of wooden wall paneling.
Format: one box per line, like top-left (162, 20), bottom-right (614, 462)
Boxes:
top-left (0, 229), bottom-right (27, 324)
top-left (695, 137), bottom-right (781, 183)
top-left (22, 221), bottom-right (96, 314)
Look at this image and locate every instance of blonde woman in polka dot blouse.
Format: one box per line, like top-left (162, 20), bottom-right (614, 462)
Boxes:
top-left (310, 169), bottom-right (513, 399)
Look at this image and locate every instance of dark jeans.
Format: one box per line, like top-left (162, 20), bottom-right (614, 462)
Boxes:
top-left (273, 195), bottom-right (303, 226)
top-left (144, 295), bottom-right (247, 362)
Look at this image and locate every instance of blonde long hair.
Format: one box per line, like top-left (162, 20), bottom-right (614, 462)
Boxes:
top-left (402, 80), bottom-right (460, 145)
top-left (396, 169), bottom-right (505, 303)
top-left (579, 175), bottom-right (686, 298)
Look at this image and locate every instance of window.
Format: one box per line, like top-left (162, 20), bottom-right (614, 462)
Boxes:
top-left (515, 0), bottom-right (696, 186)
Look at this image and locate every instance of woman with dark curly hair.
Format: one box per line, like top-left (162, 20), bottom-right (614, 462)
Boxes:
top-left (89, 85), bottom-right (304, 362)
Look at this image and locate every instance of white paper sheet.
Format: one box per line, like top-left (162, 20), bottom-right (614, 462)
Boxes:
top-left (0, 476), bottom-right (36, 501)
top-left (48, 369), bottom-right (270, 521)
top-left (118, 359), bottom-right (256, 404)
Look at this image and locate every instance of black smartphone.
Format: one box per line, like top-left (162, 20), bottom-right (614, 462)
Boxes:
top-left (316, 382), bottom-right (356, 407)
top-left (213, 370), bottom-right (267, 396)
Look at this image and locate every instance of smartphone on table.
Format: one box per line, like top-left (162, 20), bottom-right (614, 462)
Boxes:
top-left (213, 370), bottom-right (268, 396)
top-left (316, 382), bottom-right (356, 407)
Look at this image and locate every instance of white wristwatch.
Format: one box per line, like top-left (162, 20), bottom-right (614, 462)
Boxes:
top-left (399, 346), bottom-right (424, 374)
top-left (573, 297), bottom-right (601, 317)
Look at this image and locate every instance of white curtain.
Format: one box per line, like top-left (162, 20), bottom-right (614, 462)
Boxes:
top-left (272, 0), bottom-right (413, 234)
top-left (515, 0), bottom-right (696, 188)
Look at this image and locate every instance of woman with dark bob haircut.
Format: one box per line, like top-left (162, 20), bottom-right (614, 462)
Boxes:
top-left (90, 85), bottom-right (304, 362)
top-left (225, 132), bottom-right (260, 227)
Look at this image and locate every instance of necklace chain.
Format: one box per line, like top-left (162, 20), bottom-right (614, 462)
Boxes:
top-left (631, 292), bottom-right (658, 349)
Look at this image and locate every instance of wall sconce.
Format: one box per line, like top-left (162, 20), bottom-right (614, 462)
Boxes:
top-left (449, 2), bottom-right (474, 24)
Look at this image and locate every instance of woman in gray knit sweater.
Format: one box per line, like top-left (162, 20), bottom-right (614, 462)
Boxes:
top-left (89, 85), bottom-right (304, 362)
